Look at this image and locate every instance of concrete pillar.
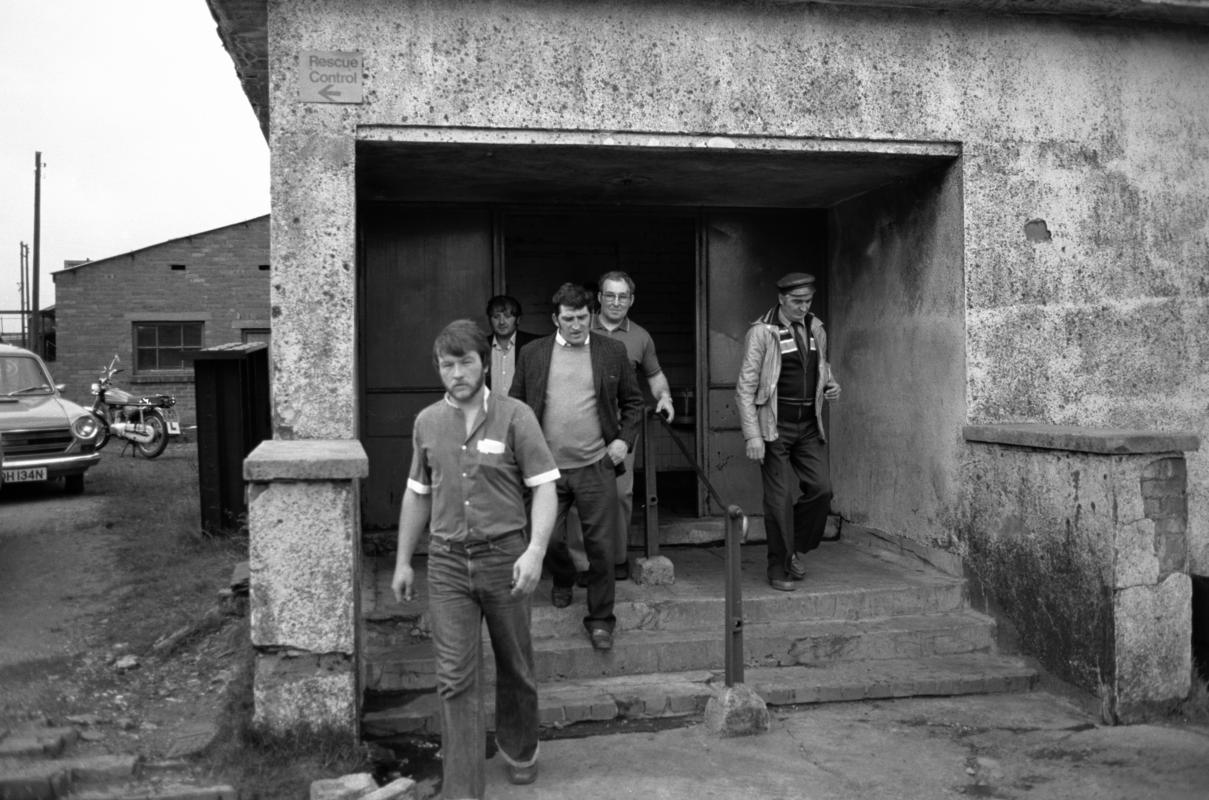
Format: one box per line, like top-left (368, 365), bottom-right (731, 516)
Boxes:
top-left (244, 440), bottom-right (368, 736)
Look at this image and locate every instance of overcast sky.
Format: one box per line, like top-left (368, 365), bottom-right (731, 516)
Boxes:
top-left (0, 0), bottom-right (269, 333)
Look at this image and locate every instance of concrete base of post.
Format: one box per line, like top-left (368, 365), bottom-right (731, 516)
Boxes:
top-left (704, 683), bottom-right (770, 737)
top-left (633, 555), bottom-right (675, 585)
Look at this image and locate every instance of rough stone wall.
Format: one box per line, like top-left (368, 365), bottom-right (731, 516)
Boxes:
top-left (963, 443), bottom-right (1191, 718)
top-left (51, 216), bottom-right (270, 425)
top-left (266, 0), bottom-right (1209, 563)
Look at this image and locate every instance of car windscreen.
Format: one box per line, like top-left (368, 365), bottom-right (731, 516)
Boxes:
top-left (0, 355), bottom-right (54, 396)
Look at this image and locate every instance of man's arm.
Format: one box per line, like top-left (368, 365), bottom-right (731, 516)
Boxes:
top-left (735, 325), bottom-right (766, 462)
top-left (391, 489), bottom-right (431, 603)
top-left (613, 343), bottom-right (645, 459)
top-left (647, 371), bottom-right (674, 422)
top-left (511, 480), bottom-right (556, 596)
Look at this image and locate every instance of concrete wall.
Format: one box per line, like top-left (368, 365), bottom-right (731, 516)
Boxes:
top-left (963, 427), bottom-right (1195, 720)
top-left (266, 0), bottom-right (1209, 567)
top-left (830, 163), bottom-right (967, 544)
top-left (52, 217), bottom-right (270, 425)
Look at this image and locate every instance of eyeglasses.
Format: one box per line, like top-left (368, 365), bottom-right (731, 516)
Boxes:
top-left (601, 292), bottom-right (632, 304)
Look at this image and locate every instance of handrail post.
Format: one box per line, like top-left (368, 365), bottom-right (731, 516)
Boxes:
top-left (724, 504), bottom-right (746, 687)
top-left (642, 409), bottom-right (659, 559)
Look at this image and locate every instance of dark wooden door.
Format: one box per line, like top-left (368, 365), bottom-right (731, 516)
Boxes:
top-left (360, 206), bottom-right (494, 529)
top-left (704, 210), bottom-right (827, 516)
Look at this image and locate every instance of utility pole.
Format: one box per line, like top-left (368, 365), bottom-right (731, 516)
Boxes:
top-left (31, 151), bottom-right (43, 358)
top-left (19, 241), bottom-right (30, 348)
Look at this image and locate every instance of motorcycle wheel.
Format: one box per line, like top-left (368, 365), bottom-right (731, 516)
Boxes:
top-left (93, 414), bottom-right (111, 451)
top-left (136, 413), bottom-right (169, 459)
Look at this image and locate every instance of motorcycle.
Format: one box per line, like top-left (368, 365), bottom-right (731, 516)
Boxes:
top-left (89, 355), bottom-right (180, 459)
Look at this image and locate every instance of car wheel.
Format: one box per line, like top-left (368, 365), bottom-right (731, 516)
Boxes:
top-left (64, 474), bottom-right (85, 494)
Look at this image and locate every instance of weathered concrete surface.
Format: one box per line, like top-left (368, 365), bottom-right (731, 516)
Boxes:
top-left (246, 443), bottom-right (366, 733)
top-left (480, 693), bottom-right (1209, 800)
top-left (243, 440), bottom-right (369, 482)
top-left (702, 684), bottom-right (770, 737)
top-left (252, 651), bottom-right (358, 734)
top-left (247, 480), bottom-right (359, 652)
top-left (251, 0), bottom-right (1209, 567)
top-left (962, 441), bottom-right (1193, 720)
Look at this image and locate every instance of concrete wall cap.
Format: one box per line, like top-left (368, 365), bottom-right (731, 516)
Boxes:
top-left (963, 423), bottom-right (1200, 455)
top-left (244, 439), bottom-right (370, 481)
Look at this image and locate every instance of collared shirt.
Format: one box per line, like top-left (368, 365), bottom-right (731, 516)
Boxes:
top-left (592, 315), bottom-right (663, 383)
top-left (491, 334), bottom-right (519, 394)
top-left (407, 387), bottom-right (559, 541)
top-left (555, 330), bottom-right (590, 347)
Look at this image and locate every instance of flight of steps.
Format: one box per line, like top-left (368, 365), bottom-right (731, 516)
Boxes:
top-left (360, 539), bottom-right (1037, 738)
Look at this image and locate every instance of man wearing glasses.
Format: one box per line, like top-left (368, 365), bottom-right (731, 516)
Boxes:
top-left (735, 272), bottom-right (841, 592)
top-left (590, 270), bottom-right (676, 580)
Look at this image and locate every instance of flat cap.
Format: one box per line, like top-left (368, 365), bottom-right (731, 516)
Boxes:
top-left (776, 272), bottom-right (816, 291)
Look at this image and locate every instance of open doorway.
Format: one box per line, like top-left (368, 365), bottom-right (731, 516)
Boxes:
top-left (502, 209), bottom-right (700, 524)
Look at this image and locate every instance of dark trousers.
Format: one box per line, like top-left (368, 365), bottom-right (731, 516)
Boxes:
top-left (761, 407), bottom-right (832, 578)
top-left (544, 456), bottom-right (619, 632)
top-left (427, 531), bottom-right (538, 800)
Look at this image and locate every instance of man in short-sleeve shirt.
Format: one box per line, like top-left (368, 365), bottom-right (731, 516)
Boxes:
top-left (392, 320), bottom-right (559, 798)
top-left (591, 270), bottom-right (676, 579)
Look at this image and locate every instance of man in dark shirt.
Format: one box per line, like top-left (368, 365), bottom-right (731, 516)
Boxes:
top-left (392, 319), bottom-right (559, 797)
top-left (510, 283), bottom-right (643, 651)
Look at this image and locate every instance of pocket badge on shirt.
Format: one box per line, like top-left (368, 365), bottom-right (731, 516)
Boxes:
top-left (476, 439), bottom-right (505, 455)
top-left (778, 328), bottom-right (798, 355)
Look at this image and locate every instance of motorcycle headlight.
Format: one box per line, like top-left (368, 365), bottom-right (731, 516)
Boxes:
top-left (72, 415), bottom-right (100, 439)
top-left (90, 382), bottom-right (100, 394)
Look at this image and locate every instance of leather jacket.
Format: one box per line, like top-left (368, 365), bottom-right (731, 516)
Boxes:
top-left (735, 306), bottom-right (835, 444)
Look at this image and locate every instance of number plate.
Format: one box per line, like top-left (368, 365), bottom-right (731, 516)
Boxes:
top-left (3, 467), bottom-right (48, 483)
top-left (165, 409), bottom-right (181, 435)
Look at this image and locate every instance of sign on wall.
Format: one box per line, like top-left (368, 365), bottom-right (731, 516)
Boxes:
top-left (299, 51), bottom-right (363, 104)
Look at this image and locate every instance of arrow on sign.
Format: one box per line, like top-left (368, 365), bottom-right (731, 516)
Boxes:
top-left (318, 84), bottom-right (342, 101)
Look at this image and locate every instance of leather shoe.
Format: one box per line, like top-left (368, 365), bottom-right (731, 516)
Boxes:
top-left (768, 573), bottom-right (796, 592)
top-left (506, 761), bottom-right (539, 785)
top-left (788, 553), bottom-right (806, 581)
top-left (614, 561), bottom-right (630, 581)
top-left (551, 586), bottom-right (573, 608)
top-left (588, 626), bottom-right (614, 651)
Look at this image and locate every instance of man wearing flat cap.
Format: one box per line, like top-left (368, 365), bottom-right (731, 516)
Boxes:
top-left (735, 272), bottom-right (841, 591)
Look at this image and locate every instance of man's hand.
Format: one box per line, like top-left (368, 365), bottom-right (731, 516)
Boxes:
top-left (511, 546), bottom-right (545, 596)
top-left (823, 380), bottom-right (841, 401)
top-left (606, 439), bottom-right (628, 465)
top-left (745, 438), bottom-right (765, 462)
top-left (391, 562), bottom-right (415, 603)
top-left (655, 394), bottom-right (675, 423)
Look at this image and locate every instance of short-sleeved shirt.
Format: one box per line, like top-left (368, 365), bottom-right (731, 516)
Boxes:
top-left (407, 388), bottom-right (559, 541)
top-left (591, 316), bottom-right (663, 383)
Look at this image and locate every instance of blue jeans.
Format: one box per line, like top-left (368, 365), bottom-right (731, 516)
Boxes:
top-left (427, 531), bottom-right (539, 800)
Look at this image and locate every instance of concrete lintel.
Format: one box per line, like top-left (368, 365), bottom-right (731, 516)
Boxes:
top-left (356, 125), bottom-right (962, 159)
top-left (244, 439), bottom-right (369, 481)
top-left (963, 424), bottom-right (1200, 455)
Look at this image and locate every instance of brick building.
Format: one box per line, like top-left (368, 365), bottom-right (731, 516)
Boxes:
top-left (51, 216), bottom-right (270, 425)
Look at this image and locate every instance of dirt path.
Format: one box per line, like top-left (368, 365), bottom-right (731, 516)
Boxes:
top-left (0, 478), bottom-right (117, 670)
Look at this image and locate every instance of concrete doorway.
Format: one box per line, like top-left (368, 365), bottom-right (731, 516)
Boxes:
top-left (356, 131), bottom-right (964, 547)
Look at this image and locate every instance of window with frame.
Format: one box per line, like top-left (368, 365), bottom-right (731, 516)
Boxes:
top-left (134, 322), bottom-right (203, 372)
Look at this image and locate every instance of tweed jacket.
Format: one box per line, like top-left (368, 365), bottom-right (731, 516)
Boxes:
top-left (509, 333), bottom-right (644, 451)
top-left (735, 307), bottom-right (835, 444)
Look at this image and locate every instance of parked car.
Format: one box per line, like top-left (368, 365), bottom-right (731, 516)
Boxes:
top-left (0, 343), bottom-right (102, 494)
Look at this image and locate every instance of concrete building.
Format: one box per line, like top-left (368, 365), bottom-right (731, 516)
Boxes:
top-left (52, 216), bottom-right (270, 425)
top-left (208, 0), bottom-right (1207, 733)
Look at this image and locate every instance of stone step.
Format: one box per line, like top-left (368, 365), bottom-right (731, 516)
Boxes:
top-left (0, 755), bottom-right (140, 800)
top-left (362, 652), bottom-right (1040, 737)
top-left (366, 609), bottom-right (997, 692)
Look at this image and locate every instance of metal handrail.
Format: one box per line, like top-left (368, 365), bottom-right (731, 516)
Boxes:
top-left (640, 408), bottom-right (748, 686)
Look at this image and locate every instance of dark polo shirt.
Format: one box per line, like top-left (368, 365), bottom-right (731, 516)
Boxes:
top-left (407, 388), bottom-right (560, 542)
